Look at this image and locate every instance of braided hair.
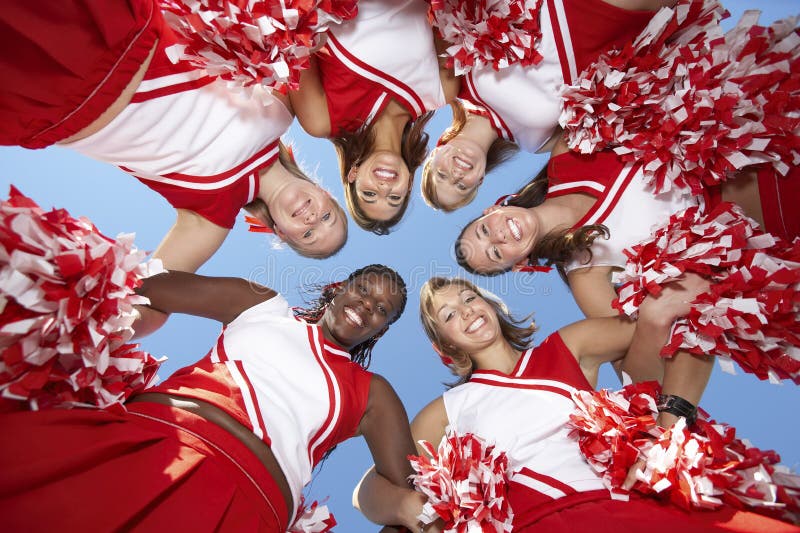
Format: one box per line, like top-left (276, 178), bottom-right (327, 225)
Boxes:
top-left (294, 264), bottom-right (407, 368)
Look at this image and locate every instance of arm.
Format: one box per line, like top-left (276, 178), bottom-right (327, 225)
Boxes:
top-left (355, 394), bottom-right (448, 531)
top-left (559, 317), bottom-right (636, 388)
top-left (288, 55), bottom-right (332, 138)
top-left (153, 209), bottom-right (231, 273)
top-left (566, 266), bottom-right (618, 318)
top-left (432, 30), bottom-right (460, 103)
top-left (137, 271), bottom-right (276, 325)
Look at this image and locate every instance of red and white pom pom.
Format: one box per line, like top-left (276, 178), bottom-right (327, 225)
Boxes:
top-left (428, 0), bottom-right (545, 75)
top-left (570, 383), bottom-right (800, 522)
top-left (289, 497), bottom-right (336, 533)
top-left (409, 428), bottom-right (514, 532)
top-left (160, 0), bottom-right (358, 96)
top-left (613, 202), bottom-right (800, 384)
top-left (0, 187), bottom-right (166, 411)
top-left (560, 0), bottom-right (800, 195)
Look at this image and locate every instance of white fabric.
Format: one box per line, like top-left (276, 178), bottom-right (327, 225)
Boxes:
top-left (328, 0), bottom-right (446, 116)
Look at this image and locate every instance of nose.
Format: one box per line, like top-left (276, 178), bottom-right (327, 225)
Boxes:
top-left (304, 208), bottom-right (318, 225)
top-left (460, 302), bottom-right (474, 320)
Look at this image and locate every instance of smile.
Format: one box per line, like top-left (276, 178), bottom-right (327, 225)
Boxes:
top-left (292, 199), bottom-right (311, 218)
top-left (466, 316), bottom-right (485, 333)
top-left (507, 218), bottom-right (521, 241)
top-left (344, 306), bottom-right (364, 328)
top-left (373, 168), bottom-right (398, 181)
top-left (453, 155), bottom-right (472, 170)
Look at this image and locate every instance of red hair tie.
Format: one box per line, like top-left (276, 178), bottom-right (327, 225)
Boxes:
top-left (512, 263), bottom-right (553, 273)
top-left (244, 215), bottom-right (274, 234)
top-left (431, 343), bottom-right (454, 366)
top-left (494, 193), bottom-right (518, 206)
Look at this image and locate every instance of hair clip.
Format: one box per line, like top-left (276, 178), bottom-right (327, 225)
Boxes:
top-left (494, 193), bottom-right (518, 206)
top-left (512, 263), bottom-right (553, 273)
top-left (244, 215), bottom-right (274, 234)
top-left (431, 343), bottom-right (454, 365)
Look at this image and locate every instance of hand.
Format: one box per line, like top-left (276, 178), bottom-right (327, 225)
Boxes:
top-left (622, 458), bottom-right (646, 491)
top-left (639, 272), bottom-right (711, 327)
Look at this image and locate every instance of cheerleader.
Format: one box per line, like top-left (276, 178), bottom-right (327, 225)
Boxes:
top-left (288, 0), bottom-right (459, 234)
top-left (420, 0), bottom-right (674, 211)
top-left (0, 0), bottom-right (348, 271)
top-left (356, 278), bottom-right (799, 531)
top-left (0, 264), bottom-right (422, 532)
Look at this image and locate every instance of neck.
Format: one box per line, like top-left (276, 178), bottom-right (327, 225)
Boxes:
top-left (531, 199), bottom-right (586, 236)
top-left (471, 338), bottom-right (521, 375)
top-left (258, 161), bottom-right (293, 207)
top-left (459, 113), bottom-right (499, 152)
top-left (371, 100), bottom-right (410, 153)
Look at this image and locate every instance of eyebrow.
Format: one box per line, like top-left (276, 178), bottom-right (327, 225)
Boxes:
top-left (436, 288), bottom-right (470, 315)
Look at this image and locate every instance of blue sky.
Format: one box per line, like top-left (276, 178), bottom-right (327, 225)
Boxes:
top-left (1, 1), bottom-right (797, 529)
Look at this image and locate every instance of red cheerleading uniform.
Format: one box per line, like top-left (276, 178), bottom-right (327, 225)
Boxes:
top-left (0, 0), bottom-right (164, 149)
top-left (442, 332), bottom-right (798, 532)
top-left (756, 166), bottom-right (799, 242)
top-left (459, 0), bottom-right (653, 152)
top-left (316, 0), bottom-right (447, 136)
top-left (0, 295), bottom-right (373, 531)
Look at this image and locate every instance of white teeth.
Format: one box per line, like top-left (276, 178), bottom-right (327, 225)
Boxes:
top-left (453, 156), bottom-right (472, 170)
top-left (466, 316), bottom-right (485, 333)
top-left (374, 169), bottom-right (397, 179)
top-left (508, 219), bottom-right (521, 241)
top-left (344, 307), bottom-right (364, 327)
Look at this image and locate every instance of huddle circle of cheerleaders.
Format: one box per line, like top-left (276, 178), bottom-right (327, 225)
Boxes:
top-left (1, 0), bottom-right (798, 531)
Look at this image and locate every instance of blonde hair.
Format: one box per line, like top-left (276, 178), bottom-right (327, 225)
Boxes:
top-left (421, 100), bottom-right (519, 212)
top-left (419, 277), bottom-right (537, 385)
top-left (244, 142), bottom-right (347, 258)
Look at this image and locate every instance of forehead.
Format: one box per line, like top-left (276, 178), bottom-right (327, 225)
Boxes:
top-left (460, 221), bottom-right (492, 271)
top-left (352, 271), bottom-right (400, 298)
top-left (431, 283), bottom-right (473, 306)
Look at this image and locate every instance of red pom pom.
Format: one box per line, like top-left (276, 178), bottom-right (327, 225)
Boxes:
top-left (0, 187), bottom-right (165, 411)
top-left (409, 428), bottom-right (515, 531)
top-left (289, 497), bottom-right (336, 532)
top-left (561, 0), bottom-right (800, 195)
top-left (428, 0), bottom-right (545, 75)
top-left (570, 383), bottom-right (800, 522)
top-left (613, 202), bottom-right (800, 384)
top-left (160, 0), bottom-right (359, 95)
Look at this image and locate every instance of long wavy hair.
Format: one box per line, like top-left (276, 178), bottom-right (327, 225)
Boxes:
top-left (294, 264), bottom-right (408, 368)
top-left (332, 112), bottom-right (434, 235)
top-left (421, 99), bottom-right (519, 211)
top-left (454, 165), bottom-right (608, 277)
top-left (419, 277), bottom-right (537, 386)
top-left (243, 142), bottom-right (348, 258)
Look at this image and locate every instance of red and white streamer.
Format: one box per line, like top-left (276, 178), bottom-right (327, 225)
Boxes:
top-left (289, 497), bottom-right (336, 532)
top-left (160, 0), bottom-right (358, 97)
top-left (570, 382), bottom-right (800, 523)
top-left (613, 202), bottom-right (800, 384)
top-left (0, 187), bottom-right (165, 411)
top-left (409, 428), bottom-right (514, 532)
top-left (428, 0), bottom-right (545, 75)
top-left (560, 0), bottom-right (800, 195)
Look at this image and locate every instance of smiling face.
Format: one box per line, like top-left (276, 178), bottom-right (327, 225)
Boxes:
top-left (430, 283), bottom-right (501, 354)
top-left (321, 271), bottom-right (404, 349)
top-left (270, 180), bottom-right (347, 256)
top-left (349, 150), bottom-right (412, 222)
top-left (428, 137), bottom-right (488, 209)
top-left (459, 206), bottom-right (539, 273)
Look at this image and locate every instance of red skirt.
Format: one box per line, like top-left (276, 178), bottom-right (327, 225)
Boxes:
top-left (759, 165), bottom-right (800, 242)
top-left (523, 493), bottom-right (800, 532)
top-left (0, 402), bottom-right (289, 532)
top-left (0, 0), bottom-right (164, 148)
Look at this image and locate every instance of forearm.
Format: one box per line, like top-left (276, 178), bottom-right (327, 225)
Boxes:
top-left (355, 467), bottom-right (424, 529)
top-left (657, 350), bottom-right (713, 428)
top-left (620, 319), bottom-right (670, 383)
top-left (130, 305), bottom-right (169, 339)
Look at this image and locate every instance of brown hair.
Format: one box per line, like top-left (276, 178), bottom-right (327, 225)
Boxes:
top-left (244, 142), bottom-right (347, 259)
top-left (332, 112), bottom-right (434, 235)
top-left (421, 99), bottom-right (519, 211)
top-left (454, 165), bottom-right (608, 276)
top-left (419, 277), bottom-right (537, 386)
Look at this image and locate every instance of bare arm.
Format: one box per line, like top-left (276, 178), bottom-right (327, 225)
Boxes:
top-left (432, 29), bottom-right (460, 103)
top-left (560, 317), bottom-right (636, 387)
top-left (355, 395), bottom-right (448, 531)
top-left (288, 54), bottom-right (332, 138)
top-left (153, 209), bottom-right (231, 273)
top-left (137, 271), bottom-right (276, 325)
top-left (567, 266), bottom-right (618, 318)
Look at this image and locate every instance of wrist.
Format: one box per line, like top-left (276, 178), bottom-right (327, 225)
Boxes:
top-left (399, 490), bottom-right (426, 529)
top-left (656, 394), bottom-right (698, 426)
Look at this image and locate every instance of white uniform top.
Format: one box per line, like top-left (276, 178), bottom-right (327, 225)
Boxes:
top-left (461, 3), bottom-right (567, 152)
top-left (442, 334), bottom-right (607, 525)
top-left (150, 296), bottom-right (373, 516)
top-left (325, 0), bottom-right (446, 121)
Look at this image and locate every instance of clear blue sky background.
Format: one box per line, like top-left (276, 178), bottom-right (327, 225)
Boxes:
top-left (1, 2), bottom-right (797, 529)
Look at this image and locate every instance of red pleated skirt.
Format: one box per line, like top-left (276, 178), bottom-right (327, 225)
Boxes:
top-left (0, 402), bottom-right (289, 532)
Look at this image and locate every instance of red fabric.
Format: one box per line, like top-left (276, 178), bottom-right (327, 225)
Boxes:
top-left (0, 0), bottom-right (164, 149)
top-left (552, 0), bottom-right (654, 82)
top-left (546, 150), bottom-right (623, 191)
top-left (758, 165), bottom-right (800, 242)
top-left (0, 401), bottom-right (289, 532)
top-left (522, 332), bottom-right (595, 392)
top-left (525, 493), bottom-right (800, 532)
